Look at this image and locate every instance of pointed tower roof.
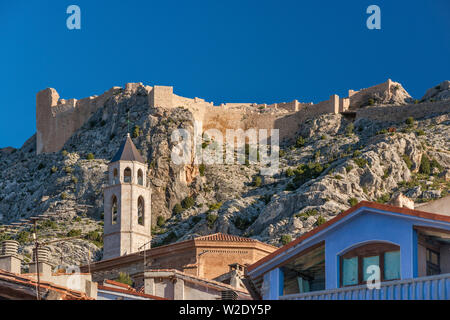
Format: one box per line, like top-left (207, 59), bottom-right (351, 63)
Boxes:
top-left (111, 134), bottom-right (145, 163)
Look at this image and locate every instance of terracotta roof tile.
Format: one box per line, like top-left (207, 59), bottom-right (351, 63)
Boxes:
top-left (195, 233), bottom-right (259, 242)
top-left (0, 269), bottom-right (92, 300)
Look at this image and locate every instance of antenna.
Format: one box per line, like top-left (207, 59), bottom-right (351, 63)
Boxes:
top-left (138, 240), bottom-right (152, 273)
top-left (127, 111), bottom-right (130, 135)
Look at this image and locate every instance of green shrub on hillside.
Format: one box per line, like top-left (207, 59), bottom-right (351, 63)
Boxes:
top-left (252, 176), bottom-right (262, 187)
top-left (173, 203), bottom-right (183, 215)
top-left (345, 123), bottom-right (354, 136)
top-left (281, 234), bottom-right (292, 245)
top-left (207, 213), bottom-right (218, 228)
top-left (353, 158), bottom-right (368, 168)
top-left (115, 272), bottom-right (133, 286)
top-left (348, 198), bottom-right (358, 207)
top-left (182, 196), bottom-right (195, 209)
top-left (286, 168), bottom-right (294, 177)
top-left (316, 216), bottom-right (326, 226)
top-left (402, 155), bottom-right (412, 170)
top-left (67, 229), bottom-right (82, 237)
top-left (199, 163), bottom-right (206, 176)
top-left (295, 136), bottom-right (306, 148)
top-left (208, 202), bottom-right (223, 212)
top-left (405, 117), bottom-right (414, 126)
top-left (157, 216), bottom-right (165, 227)
top-left (419, 155), bottom-right (431, 175)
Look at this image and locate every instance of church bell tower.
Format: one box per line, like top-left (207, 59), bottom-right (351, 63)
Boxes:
top-left (103, 134), bottom-right (152, 260)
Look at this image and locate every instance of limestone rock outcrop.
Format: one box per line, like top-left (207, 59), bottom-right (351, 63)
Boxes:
top-left (421, 81), bottom-right (450, 102)
top-left (0, 81), bottom-right (449, 266)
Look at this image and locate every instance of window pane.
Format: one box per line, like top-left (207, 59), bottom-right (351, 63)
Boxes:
top-left (363, 256), bottom-right (380, 282)
top-left (431, 251), bottom-right (439, 265)
top-left (297, 277), bottom-right (310, 293)
top-left (384, 251), bottom-right (400, 280)
top-left (343, 257), bottom-right (358, 286)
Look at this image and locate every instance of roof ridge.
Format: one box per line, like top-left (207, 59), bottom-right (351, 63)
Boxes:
top-left (195, 232), bottom-right (258, 242)
top-left (110, 135), bottom-right (145, 163)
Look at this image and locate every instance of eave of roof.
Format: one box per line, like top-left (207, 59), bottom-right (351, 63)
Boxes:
top-left (247, 201), bottom-right (450, 274)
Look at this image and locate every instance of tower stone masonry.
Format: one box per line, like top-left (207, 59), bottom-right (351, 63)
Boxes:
top-left (103, 134), bottom-right (152, 260)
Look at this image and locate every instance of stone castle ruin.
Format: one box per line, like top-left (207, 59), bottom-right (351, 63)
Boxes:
top-left (36, 79), bottom-right (449, 154)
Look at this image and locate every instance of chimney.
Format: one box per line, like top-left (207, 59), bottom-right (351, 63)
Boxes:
top-left (0, 240), bottom-right (22, 274)
top-left (29, 246), bottom-right (52, 279)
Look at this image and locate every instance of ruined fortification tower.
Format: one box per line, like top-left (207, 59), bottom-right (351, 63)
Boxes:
top-left (103, 134), bottom-right (152, 260)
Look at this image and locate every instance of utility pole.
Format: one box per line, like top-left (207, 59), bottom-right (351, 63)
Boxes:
top-left (138, 240), bottom-right (152, 274)
top-left (32, 218), bottom-right (40, 300)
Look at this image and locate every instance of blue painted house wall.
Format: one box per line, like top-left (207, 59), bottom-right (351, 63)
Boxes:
top-left (251, 206), bottom-right (450, 299)
top-left (262, 268), bottom-right (283, 299)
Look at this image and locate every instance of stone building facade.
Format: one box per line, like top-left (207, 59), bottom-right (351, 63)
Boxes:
top-left (82, 233), bottom-right (276, 285)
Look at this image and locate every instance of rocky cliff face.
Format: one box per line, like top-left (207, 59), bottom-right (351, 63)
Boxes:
top-left (421, 81), bottom-right (450, 102)
top-left (0, 83), bottom-right (449, 267)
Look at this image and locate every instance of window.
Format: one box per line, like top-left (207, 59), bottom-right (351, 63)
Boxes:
top-left (340, 242), bottom-right (400, 287)
top-left (138, 169), bottom-right (144, 186)
top-left (362, 256), bottom-right (379, 282)
top-left (112, 196), bottom-right (118, 225)
top-left (426, 249), bottom-right (440, 276)
top-left (137, 197), bottom-right (144, 226)
top-left (282, 242), bottom-right (325, 295)
top-left (384, 251), bottom-right (401, 280)
top-left (342, 257), bottom-right (358, 286)
top-left (113, 168), bottom-right (119, 184)
top-left (124, 168), bottom-right (132, 183)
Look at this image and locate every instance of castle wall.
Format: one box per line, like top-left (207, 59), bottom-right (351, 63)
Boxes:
top-left (36, 80), bottom-right (435, 155)
top-left (339, 97), bottom-right (350, 112)
top-left (355, 100), bottom-right (450, 123)
top-left (36, 87), bottom-right (122, 154)
top-left (196, 95), bottom-right (343, 143)
top-left (348, 79), bottom-right (392, 108)
top-left (267, 100), bottom-right (301, 112)
top-left (149, 85), bottom-right (174, 108)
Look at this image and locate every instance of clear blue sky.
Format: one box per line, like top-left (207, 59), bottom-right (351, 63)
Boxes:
top-left (0, 0), bottom-right (449, 148)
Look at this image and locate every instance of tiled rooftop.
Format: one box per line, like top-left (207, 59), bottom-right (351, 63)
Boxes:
top-left (195, 233), bottom-right (259, 242)
top-left (0, 269), bottom-right (92, 300)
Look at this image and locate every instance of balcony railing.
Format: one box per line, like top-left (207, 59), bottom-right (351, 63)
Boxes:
top-left (280, 273), bottom-right (450, 300)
